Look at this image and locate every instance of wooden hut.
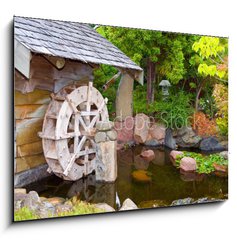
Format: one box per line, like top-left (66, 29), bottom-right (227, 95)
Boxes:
top-left (14, 16), bottom-right (143, 187)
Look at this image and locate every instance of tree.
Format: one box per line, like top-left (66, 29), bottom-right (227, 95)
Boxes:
top-left (192, 36), bottom-right (228, 112)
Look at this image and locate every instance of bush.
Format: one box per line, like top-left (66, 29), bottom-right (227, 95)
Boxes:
top-left (213, 83), bottom-right (228, 136)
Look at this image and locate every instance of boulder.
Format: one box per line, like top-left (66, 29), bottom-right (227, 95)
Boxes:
top-left (164, 128), bottom-right (177, 149)
top-left (120, 198), bottom-right (138, 211)
top-left (171, 197), bottom-right (194, 206)
top-left (176, 127), bottom-right (202, 148)
top-left (94, 131), bottom-right (107, 143)
top-left (219, 151), bottom-right (228, 160)
top-left (140, 150), bottom-right (155, 161)
top-left (94, 203), bottom-right (115, 212)
top-left (170, 150), bottom-right (183, 160)
top-left (149, 124), bottom-right (166, 141)
top-left (22, 191), bottom-right (41, 211)
top-left (114, 117), bottom-right (134, 149)
top-left (134, 113), bottom-right (150, 144)
top-left (107, 130), bottom-right (117, 141)
top-left (180, 157), bottom-right (197, 172)
top-left (144, 139), bottom-right (163, 147)
top-left (96, 121), bottom-right (113, 131)
top-left (200, 137), bottom-right (225, 151)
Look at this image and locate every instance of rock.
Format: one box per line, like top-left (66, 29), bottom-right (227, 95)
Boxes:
top-left (199, 137), bottom-right (225, 151)
top-left (149, 124), bottom-right (166, 141)
top-left (120, 198), bottom-right (138, 211)
top-left (164, 128), bottom-right (176, 149)
top-left (140, 150), bottom-right (155, 161)
top-left (14, 192), bottom-right (27, 202)
top-left (170, 150), bottom-right (183, 160)
top-left (96, 121), bottom-right (113, 131)
top-left (107, 130), bottom-right (117, 141)
top-left (14, 200), bottom-right (22, 211)
top-left (213, 163), bottom-right (228, 173)
top-left (22, 191), bottom-right (41, 211)
top-left (134, 113), bottom-right (150, 144)
top-left (36, 201), bottom-right (55, 218)
top-left (138, 200), bottom-right (168, 209)
top-left (94, 203), bottom-right (115, 212)
top-left (176, 127), bottom-right (202, 148)
top-left (134, 155), bottom-right (150, 170)
top-left (219, 140), bottom-right (228, 150)
top-left (180, 157), bottom-right (197, 172)
top-left (171, 197), bottom-right (194, 206)
top-left (144, 139), bottom-right (162, 147)
top-left (95, 131), bottom-right (107, 143)
top-left (55, 204), bottom-right (73, 214)
top-left (219, 151), bottom-right (228, 160)
top-left (14, 188), bottom-right (27, 194)
top-left (46, 197), bottom-right (65, 206)
top-left (132, 170), bottom-right (152, 182)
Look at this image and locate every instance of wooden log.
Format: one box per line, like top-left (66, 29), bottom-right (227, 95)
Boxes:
top-left (15, 153), bottom-right (46, 173)
top-left (43, 55), bottom-right (66, 69)
top-left (16, 118), bottom-right (43, 145)
top-left (16, 141), bottom-right (43, 158)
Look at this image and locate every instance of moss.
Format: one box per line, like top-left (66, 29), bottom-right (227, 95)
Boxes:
top-left (14, 207), bottom-right (38, 221)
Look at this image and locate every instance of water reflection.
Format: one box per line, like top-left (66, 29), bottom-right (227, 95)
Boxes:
top-left (26, 146), bottom-right (228, 208)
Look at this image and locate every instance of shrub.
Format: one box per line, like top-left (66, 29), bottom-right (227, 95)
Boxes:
top-left (213, 83), bottom-right (228, 136)
top-left (192, 111), bottom-right (218, 137)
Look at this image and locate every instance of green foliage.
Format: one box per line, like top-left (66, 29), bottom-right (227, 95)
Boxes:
top-left (192, 36), bottom-right (228, 80)
top-left (175, 152), bottom-right (227, 174)
top-left (14, 207), bottom-right (38, 221)
top-left (213, 83), bottom-right (228, 135)
top-left (133, 86), bottom-right (193, 129)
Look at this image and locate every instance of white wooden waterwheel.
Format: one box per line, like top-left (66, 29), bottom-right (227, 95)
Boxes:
top-left (39, 82), bottom-right (109, 181)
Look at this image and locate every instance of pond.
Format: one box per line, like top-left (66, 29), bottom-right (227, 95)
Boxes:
top-left (25, 146), bottom-right (228, 209)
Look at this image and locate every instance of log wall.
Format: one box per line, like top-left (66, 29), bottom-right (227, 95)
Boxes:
top-left (15, 54), bottom-right (94, 179)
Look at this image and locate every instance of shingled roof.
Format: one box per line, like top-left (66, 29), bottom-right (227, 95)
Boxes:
top-left (14, 16), bottom-right (142, 72)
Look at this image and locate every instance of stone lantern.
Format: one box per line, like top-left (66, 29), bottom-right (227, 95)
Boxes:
top-left (159, 80), bottom-right (171, 98)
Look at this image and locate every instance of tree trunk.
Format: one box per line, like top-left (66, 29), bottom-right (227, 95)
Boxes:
top-left (195, 78), bottom-right (207, 113)
top-left (147, 58), bottom-right (156, 104)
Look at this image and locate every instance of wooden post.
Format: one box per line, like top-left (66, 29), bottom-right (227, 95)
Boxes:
top-left (116, 73), bottom-right (134, 120)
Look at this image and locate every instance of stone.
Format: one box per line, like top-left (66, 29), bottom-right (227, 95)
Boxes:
top-left (36, 201), bottom-right (55, 218)
top-left (132, 170), bottom-right (152, 182)
top-left (96, 121), bottom-right (113, 131)
top-left (219, 151), bottom-right (228, 160)
top-left (14, 188), bottom-right (27, 194)
top-left (170, 150), bottom-right (183, 160)
top-left (171, 197), bottom-right (194, 206)
top-left (164, 128), bottom-right (177, 149)
top-left (46, 197), bottom-right (65, 206)
top-left (94, 203), bottom-right (115, 212)
top-left (149, 124), bottom-right (166, 141)
top-left (94, 131), bottom-right (107, 143)
top-left (22, 191), bottom-right (41, 211)
top-left (213, 163), bottom-right (228, 173)
top-left (176, 126), bottom-right (202, 148)
top-left (140, 150), bottom-right (155, 161)
top-left (55, 204), bottom-right (72, 214)
top-left (134, 113), bottom-right (150, 144)
top-left (180, 157), bottom-right (197, 172)
top-left (107, 130), bottom-right (117, 141)
top-left (96, 141), bottom-right (117, 182)
top-left (144, 139), bottom-right (162, 147)
top-left (199, 137), bottom-right (225, 151)
top-left (120, 198), bottom-right (138, 211)
top-left (134, 155), bottom-right (150, 170)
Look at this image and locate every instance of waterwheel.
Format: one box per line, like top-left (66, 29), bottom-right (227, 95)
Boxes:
top-left (39, 82), bottom-right (109, 181)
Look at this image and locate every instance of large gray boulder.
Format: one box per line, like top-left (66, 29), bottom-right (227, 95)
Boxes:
top-left (176, 127), bottom-right (202, 148)
top-left (200, 137), bottom-right (225, 151)
top-left (164, 128), bottom-right (177, 149)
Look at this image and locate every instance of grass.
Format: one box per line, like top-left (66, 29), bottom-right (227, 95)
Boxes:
top-left (14, 200), bottom-right (104, 221)
top-left (175, 152), bottom-right (228, 174)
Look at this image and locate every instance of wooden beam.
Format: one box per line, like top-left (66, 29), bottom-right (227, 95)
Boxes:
top-left (43, 55), bottom-right (66, 69)
top-left (14, 40), bottom-right (31, 79)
